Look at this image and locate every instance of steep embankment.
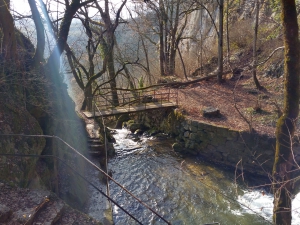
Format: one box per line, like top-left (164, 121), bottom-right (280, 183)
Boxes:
top-left (0, 28), bottom-right (90, 210)
top-left (0, 101), bottom-right (45, 187)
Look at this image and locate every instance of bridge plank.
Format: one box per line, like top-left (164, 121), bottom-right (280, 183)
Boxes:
top-left (83, 102), bottom-right (177, 118)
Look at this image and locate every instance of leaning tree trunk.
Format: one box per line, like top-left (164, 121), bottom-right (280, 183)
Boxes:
top-left (272, 1), bottom-right (300, 224)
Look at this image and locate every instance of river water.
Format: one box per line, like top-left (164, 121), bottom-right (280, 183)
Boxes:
top-left (89, 128), bottom-right (300, 225)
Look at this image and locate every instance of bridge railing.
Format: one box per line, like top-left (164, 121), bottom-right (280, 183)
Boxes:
top-left (92, 88), bottom-right (178, 111)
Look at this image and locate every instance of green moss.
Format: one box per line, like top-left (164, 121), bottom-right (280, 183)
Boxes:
top-left (160, 109), bottom-right (185, 135)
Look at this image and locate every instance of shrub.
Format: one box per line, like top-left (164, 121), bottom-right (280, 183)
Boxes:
top-left (229, 19), bottom-right (254, 50)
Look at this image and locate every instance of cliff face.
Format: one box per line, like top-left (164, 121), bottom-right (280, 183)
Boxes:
top-left (0, 101), bottom-right (46, 187)
top-left (181, 0), bottom-right (275, 63)
top-left (182, 2), bottom-right (219, 55)
top-left (0, 28), bottom-right (46, 188)
top-left (0, 28), bottom-right (89, 208)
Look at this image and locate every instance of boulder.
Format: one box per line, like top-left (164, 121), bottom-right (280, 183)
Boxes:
top-left (0, 204), bottom-right (11, 223)
top-left (172, 142), bottom-right (183, 152)
top-left (134, 129), bottom-right (144, 135)
top-left (128, 123), bottom-right (142, 133)
top-left (202, 107), bottom-right (221, 118)
top-left (184, 131), bottom-right (190, 137)
top-left (115, 114), bottom-right (130, 129)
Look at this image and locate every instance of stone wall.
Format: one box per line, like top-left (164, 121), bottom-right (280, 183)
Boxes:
top-left (128, 109), bottom-right (300, 176)
top-left (173, 119), bottom-right (277, 175)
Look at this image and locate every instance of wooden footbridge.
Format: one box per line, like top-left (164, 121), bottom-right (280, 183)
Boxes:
top-left (83, 88), bottom-right (178, 118)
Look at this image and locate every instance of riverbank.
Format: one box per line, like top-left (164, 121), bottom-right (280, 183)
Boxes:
top-left (175, 70), bottom-right (284, 136)
top-left (121, 71), bottom-right (296, 176)
top-left (0, 182), bottom-right (101, 224)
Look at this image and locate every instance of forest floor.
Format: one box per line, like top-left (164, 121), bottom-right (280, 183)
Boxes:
top-left (175, 70), bottom-right (284, 137)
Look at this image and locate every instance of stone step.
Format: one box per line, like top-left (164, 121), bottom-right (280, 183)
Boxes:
top-left (5, 188), bottom-right (53, 225)
top-left (55, 205), bottom-right (101, 225)
top-left (0, 183), bottom-right (101, 225)
top-left (88, 151), bottom-right (103, 156)
top-left (87, 138), bottom-right (102, 144)
top-left (89, 144), bottom-right (105, 151)
top-left (32, 195), bottom-right (65, 225)
top-left (88, 145), bottom-right (106, 157)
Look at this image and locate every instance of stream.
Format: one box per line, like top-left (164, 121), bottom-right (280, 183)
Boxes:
top-left (88, 128), bottom-right (300, 225)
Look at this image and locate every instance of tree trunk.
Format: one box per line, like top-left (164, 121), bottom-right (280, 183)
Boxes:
top-left (252, 0), bottom-right (263, 90)
top-left (226, 0), bottom-right (230, 68)
top-left (159, 19), bottom-right (165, 76)
top-left (167, 47), bottom-right (176, 75)
top-left (46, 0), bottom-right (81, 72)
top-left (141, 37), bottom-right (152, 85)
top-left (272, 1), bottom-right (300, 224)
top-left (85, 85), bottom-right (93, 111)
top-left (178, 45), bottom-right (188, 80)
top-left (217, 0), bottom-right (224, 83)
top-left (86, 25), bottom-right (95, 111)
top-left (107, 45), bottom-right (119, 107)
top-left (0, 0), bottom-right (16, 61)
top-left (28, 0), bottom-right (45, 67)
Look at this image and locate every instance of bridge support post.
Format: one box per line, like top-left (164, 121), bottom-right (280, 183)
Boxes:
top-left (129, 97), bottom-right (130, 111)
top-left (176, 89), bottom-right (178, 106)
top-left (92, 98), bottom-right (95, 120)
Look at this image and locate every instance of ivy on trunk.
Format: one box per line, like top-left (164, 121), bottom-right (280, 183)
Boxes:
top-left (272, 0), bottom-right (300, 224)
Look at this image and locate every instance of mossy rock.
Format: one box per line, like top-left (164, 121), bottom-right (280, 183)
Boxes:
top-left (134, 129), bottom-right (144, 135)
top-left (115, 114), bottom-right (130, 129)
top-left (128, 123), bottom-right (146, 133)
top-left (172, 142), bottom-right (184, 152)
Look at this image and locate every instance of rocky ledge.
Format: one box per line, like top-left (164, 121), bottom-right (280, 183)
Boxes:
top-left (0, 182), bottom-right (101, 225)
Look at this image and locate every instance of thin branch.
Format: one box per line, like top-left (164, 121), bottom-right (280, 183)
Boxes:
top-left (256, 46), bottom-right (284, 67)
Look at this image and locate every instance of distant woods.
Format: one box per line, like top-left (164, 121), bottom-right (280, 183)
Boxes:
top-left (1, 0), bottom-right (288, 108)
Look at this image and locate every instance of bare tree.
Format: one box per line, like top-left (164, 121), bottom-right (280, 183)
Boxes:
top-left (144, 0), bottom-right (198, 76)
top-left (93, 0), bottom-right (128, 107)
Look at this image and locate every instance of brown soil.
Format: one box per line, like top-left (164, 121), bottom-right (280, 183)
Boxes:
top-left (176, 71), bottom-right (284, 137)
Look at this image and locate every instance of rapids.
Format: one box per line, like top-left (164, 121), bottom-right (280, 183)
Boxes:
top-left (108, 129), bottom-right (269, 225)
top-left (88, 128), bottom-right (300, 224)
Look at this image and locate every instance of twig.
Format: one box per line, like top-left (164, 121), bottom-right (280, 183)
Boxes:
top-left (256, 46), bottom-right (284, 67)
top-left (233, 77), bottom-right (253, 133)
top-left (24, 197), bottom-right (50, 225)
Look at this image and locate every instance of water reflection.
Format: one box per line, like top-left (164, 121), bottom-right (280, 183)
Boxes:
top-left (109, 129), bottom-right (270, 225)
